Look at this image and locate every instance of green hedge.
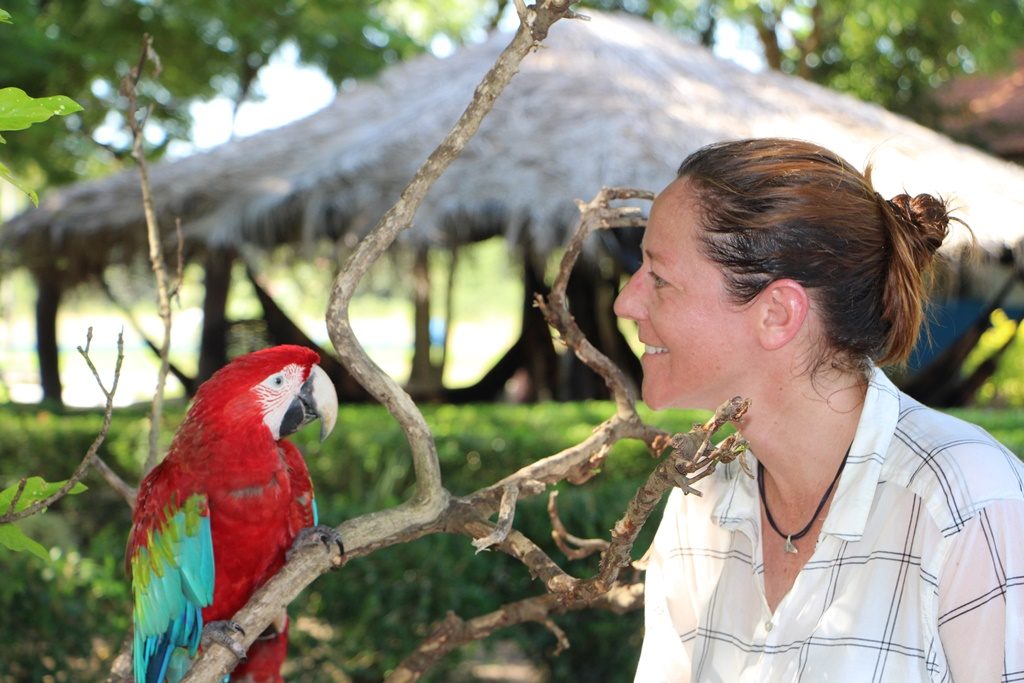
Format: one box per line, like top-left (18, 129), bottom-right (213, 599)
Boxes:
top-left (1, 401), bottom-right (1022, 682)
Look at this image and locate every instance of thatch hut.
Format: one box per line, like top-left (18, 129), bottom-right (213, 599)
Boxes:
top-left (5, 11), bottom-right (1024, 405)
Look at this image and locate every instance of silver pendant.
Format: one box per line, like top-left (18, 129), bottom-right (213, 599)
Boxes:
top-left (784, 536), bottom-right (798, 554)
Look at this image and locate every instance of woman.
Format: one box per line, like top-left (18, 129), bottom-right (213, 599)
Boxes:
top-left (615, 138), bottom-right (1024, 681)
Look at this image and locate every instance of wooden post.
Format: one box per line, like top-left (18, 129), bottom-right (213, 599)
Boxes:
top-left (408, 246), bottom-right (443, 395)
top-left (35, 272), bottom-right (62, 405)
top-left (197, 248), bottom-right (234, 387)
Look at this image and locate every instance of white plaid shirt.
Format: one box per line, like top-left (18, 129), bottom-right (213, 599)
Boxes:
top-left (635, 368), bottom-right (1024, 682)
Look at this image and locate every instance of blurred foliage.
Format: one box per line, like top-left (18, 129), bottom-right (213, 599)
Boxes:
top-left (2, 399), bottom-right (1023, 681)
top-left (0, 0), bottom-right (501, 187)
top-left (963, 309), bottom-right (1024, 408)
top-left (0, 84), bottom-right (82, 205)
top-left (583, 0), bottom-right (1024, 127)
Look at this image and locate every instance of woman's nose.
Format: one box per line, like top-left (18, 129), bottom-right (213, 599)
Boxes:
top-left (614, 271), bottom-right (644, 321)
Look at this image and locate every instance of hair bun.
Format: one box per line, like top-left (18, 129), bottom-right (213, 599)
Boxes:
top-left (885, 193), bottom-right (949, 263)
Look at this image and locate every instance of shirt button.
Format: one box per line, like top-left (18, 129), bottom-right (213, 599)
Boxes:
top-left (765, 621), bottom-right (774, 632)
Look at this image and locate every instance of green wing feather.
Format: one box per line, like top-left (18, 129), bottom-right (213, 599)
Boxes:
top-left (130, 493), bottom-right (214, 683)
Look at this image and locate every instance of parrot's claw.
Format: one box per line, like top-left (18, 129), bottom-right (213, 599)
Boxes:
top-left (201, 620), bottom-right (248, 662)
top-left (288, 524), bottom-right (345, 567)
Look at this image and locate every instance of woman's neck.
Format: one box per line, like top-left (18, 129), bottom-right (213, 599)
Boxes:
top-left (741, 368), bottom-right (867, 506)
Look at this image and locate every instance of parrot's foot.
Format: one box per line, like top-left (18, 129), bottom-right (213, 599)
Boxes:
top-left (201, 620), bottom-right (248, 662)
top-left (288, 524), bottom-right (345, 567)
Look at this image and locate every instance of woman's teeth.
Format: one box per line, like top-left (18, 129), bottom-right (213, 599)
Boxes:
top-left (645, 345), bottom-right (669, 355)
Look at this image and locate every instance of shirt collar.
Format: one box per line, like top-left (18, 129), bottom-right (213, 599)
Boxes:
top-left (712, 367), bottom-right (900, 542)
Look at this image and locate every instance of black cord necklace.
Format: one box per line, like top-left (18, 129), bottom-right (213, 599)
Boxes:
top-left (757, 445), bottom-right (850, 555)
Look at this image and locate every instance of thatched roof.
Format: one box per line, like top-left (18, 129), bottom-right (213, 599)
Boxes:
top-left (5, 11), bottom-right (1024, 285)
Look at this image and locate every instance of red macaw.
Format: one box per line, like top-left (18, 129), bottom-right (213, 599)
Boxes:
top-left (126, 345), bottom-right (342, 682)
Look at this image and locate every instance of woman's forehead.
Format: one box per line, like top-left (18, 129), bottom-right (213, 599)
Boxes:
top-left (642, 180), bottom-right (698, 254)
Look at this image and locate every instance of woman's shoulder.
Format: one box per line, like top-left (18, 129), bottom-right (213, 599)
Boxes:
top-left (883, 397), bottom-right (1024, 535)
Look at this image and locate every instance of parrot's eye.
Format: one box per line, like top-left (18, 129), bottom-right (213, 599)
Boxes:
top-left (263, 373), bottom-right (285, 389)
top-left (273, 375), bottom-right (284, 387)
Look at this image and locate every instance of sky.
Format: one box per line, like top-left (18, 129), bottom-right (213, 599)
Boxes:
top-left (168, 42), bottom-right (338, 158)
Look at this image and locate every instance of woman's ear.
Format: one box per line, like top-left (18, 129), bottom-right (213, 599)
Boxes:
top-left (753, 279), bottom-right (810, 351)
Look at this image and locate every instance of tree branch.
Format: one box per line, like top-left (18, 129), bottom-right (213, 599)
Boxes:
top-left (470, 484), bottom-right (521, 552)
top-left (383, 184), bottom-right (750, 673)
top-left (564, 399), bottom-right (749, 603)
top-left (536, 187), bottom-right (654, 415)
top-left (0, 328), bottom-right (132, 524)
top-left (388, 398), bottom-right (746, 677)
top-left (547, 490), bottom-right (608, 560)
top-left (386, 582), bottom-right (645, 682)
top-left (121, 33), bottom-right (177, 476)
top-left (178, 4), bottom-right (581, 681)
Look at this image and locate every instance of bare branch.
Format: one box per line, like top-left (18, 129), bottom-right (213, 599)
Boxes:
top-left (544, 617), bottom-right (570, 655)
top-left (91, 452), bottom-right (138, 509)
top-left (386, 582), bottom-right (644, 682)
top-left (121, 34), bottom-right (176, 476)
top-left (178, 4), bottom-right (581, 681)
top-left (106, 631), bottom-right (134, 683)
top-left (0, 329), bottom-right (132, 524)
top-left (170, 216), bottom-right (185, 301)
top-left (563, 398), bottom-right (749, 603)
top-left (536, 187), bottom-right (655, 415)
top-left (453, 518), bottom-right (575, 594)
top-left (462, 413), bottom-right (665, 513)
top-left (176, 167), bottom-right (742, 681)
top-left (547, 490), bottom-right (608, 560)
top-left (471, 484), bottom-right (520, 552)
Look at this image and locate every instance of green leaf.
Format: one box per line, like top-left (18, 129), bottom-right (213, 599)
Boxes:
top-left (0, 87), bottom-right (83, 133)
top-left (0, 523), bottom-right (50, 560)
top-left (0, 476), bottom-right (87, 514)
top-left (0, 10), bottom-right (11, 24)
top-left (0, 159), bottom-right (38, 206)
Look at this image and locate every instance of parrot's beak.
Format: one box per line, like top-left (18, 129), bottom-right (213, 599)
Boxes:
top-left (280, 364), bottom-right (338, 441)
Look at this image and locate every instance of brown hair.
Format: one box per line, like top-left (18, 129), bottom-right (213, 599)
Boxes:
top-left (676, 138), bottom-right (958, 372)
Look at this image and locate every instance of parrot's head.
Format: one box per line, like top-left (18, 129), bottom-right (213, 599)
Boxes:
top-left (190, 344), bottom-right (339, 443)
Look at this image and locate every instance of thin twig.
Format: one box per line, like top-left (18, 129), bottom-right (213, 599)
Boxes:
top-left (0, 329), bottom-right (131, 524)
top-left (4, 478), bottom-right (28, 518)
top-left (471, 484), bottom-right (520, 552)
top-left (170, 216), bottom-right (185, 301)
top-left (536, 187), bottom-right (655, 416)
top-left (547, 490), bottom-right (608, 560)
top-left (120, 34), bottom-right (175, 475)
top-left (454, 518), bottom-right (576, 594)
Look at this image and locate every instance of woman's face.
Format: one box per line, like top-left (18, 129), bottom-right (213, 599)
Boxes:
top-left (614, 178), bottom-right (755, 410)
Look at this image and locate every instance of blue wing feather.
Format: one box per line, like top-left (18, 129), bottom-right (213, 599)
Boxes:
top-left (131, 494), bottom-right (214, 683)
